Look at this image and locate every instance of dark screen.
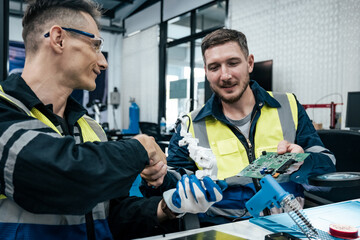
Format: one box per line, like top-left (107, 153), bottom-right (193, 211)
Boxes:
top-left (250, 60), bottom-right (273, 91)
top-left (345, 91), bottom-right (360, 130)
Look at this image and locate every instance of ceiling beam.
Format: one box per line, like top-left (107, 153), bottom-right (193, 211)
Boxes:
top-left (8, 10), bottom-right (125, 34)
top-left (101, 25), bottom-right (125, 34)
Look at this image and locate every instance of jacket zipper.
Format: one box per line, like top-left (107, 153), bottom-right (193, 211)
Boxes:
top-left (230, 109), bottom-right (258, 163)
top-left (217, 103), bottom-right (259, 161)
top-left (247, 109), bottom-right (257, 163)
top-left (229, 109), bottom-right (263, 193)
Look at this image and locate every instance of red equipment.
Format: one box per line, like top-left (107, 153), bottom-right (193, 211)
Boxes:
top-left (302, 102), bottom-right (343, 129)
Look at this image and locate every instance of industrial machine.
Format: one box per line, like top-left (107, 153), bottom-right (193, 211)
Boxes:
top-left (302, 102), bottom-right (343, 129)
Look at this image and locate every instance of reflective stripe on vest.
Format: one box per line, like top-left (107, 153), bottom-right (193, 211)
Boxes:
top-left (80, 115), bottom-right (108, 142)
top-left (187, 92), bottom-right (297, 180)
top-left (254, 92), bottom-right (298, 158)
top-left (0, 199), bottom-right (113, 239)
top-left (0, 200), bottom-right (108, 224)
top-left (0, 88), bottom-right (106, 142)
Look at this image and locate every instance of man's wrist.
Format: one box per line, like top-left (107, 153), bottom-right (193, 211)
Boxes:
top-left (158, 199), bottom-right (185, 221)
top-left (160, 198), bottom-right (178, 219)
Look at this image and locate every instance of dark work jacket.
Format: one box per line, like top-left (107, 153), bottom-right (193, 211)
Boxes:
top-left (0, 74), bottom-right (179, 239)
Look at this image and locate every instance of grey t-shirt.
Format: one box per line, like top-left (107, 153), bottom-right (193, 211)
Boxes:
top-left (226, 113), bottom-right (252, 139)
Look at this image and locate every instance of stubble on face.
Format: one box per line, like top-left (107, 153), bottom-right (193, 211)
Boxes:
top-left (204, 41), bottom-right (253, 105)
top-left (211, 71), bottom-right (250, 104)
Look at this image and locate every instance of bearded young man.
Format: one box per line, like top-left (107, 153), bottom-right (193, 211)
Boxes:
top-left (0, 1), bottom-right (223, 239)
top-left (141, 28), bottom-right (336, 226)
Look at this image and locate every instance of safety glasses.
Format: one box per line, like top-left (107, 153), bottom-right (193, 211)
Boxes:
top-left (44, 27), bottom-right (104, 53)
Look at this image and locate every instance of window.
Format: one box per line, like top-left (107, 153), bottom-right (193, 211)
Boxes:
top-left (160, 0), bottom-right (227, 127)
top-left (194, 38), bottom-right (206, 109)
top-left (196, 1), bottom-right (227, 33)
top-left (167, 12), bottom-right (191, 41)
top-left (166, 43), bottom-right (191, 125)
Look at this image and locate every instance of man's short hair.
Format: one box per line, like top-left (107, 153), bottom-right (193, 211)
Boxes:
top-left (22, 0), bottom-right (102, 54)
top-left (201, 29), bottom-right (249, 61)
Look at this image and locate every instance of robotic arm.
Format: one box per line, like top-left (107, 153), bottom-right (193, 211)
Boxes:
top-left (178, 115), bottom-right (217, 180)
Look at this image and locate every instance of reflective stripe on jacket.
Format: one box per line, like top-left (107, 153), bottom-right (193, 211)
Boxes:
top-left (0, 89), bottom-right (112, 240)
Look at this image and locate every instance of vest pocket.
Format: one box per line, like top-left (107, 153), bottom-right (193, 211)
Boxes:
top-left (216, 138), bottom-right (238, 155)
top-left (215, 138), bottom-right (248, 180)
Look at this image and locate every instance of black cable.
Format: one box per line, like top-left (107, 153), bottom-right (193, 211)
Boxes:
top-left (231, 209), bottom-right (249, 222)
top-left (174, 115), bottom-right (191, 134)
top-left (252, 178), bottom-right (271, 216)
top-left (182, 115), bottom-right (191, 133)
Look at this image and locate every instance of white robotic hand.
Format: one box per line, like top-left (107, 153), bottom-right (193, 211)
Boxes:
top-left (163, 174), bottom-right (223, 214)
top-left (177, 115), bottom-right (218, 180)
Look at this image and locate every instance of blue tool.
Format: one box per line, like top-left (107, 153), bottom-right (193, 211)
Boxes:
top-left (246, 175), bottom-right (319, 240)
top-left (246, 174), bottom-right (288, 217)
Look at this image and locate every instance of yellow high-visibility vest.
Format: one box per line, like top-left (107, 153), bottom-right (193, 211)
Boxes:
top-left (187, 92), bottom-right (298, 180)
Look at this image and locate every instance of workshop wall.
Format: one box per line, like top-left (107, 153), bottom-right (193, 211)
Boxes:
top-left (229, 0), bottom-right (360, 129)
top-left (121, 25), bottom-right (159, 129)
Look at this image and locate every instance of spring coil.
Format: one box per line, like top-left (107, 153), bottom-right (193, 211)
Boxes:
top-left (281, 195), bottom-right (319, 240)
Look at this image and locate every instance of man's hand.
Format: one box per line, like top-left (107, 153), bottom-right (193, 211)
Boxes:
top-left (133, 134), bottom-right (166, 166)
top-left (140, 159), bottom-right (167, 187)
top-left (277, 140), bottom-right (305, 174)
top-left (277, 140), bottom-right (304, 154)
top-left (162, 174), bottom-right (223, 214)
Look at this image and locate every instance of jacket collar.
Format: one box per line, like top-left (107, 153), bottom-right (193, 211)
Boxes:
top-left (2, 73), bottom-right (87, 126)
top-left (2, 73), bottom-right (42, 109)
top-left (193, 80), bottom-right (281, 122)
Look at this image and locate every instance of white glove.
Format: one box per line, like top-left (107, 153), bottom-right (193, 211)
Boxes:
top-left (163, 174), bottom-right (223, 214)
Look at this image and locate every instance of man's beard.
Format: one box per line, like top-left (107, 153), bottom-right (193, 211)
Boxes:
top-left (211, 74), bottom-right (250, 104)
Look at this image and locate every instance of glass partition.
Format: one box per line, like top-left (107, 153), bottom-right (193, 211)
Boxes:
top-left (162, 0), bottom-right (227, 128)
top-left (166, 42), bottom-right (191, 126)
top-left (194, 38), bottom-right (206, 109)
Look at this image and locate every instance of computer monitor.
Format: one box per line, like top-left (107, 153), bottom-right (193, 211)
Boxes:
top-left (250, 60), bottom-right (273, 91)
top-left (345, 91), bottom-right (360, 131)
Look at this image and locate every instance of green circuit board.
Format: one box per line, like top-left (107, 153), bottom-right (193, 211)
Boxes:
top-left (239, 152), bottom-right (310, 178)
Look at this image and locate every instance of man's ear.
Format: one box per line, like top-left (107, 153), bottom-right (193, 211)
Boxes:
top-left (248, 54), bottom-right (254, 73)
top-left (48, 25), bottom-right (65, 53)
